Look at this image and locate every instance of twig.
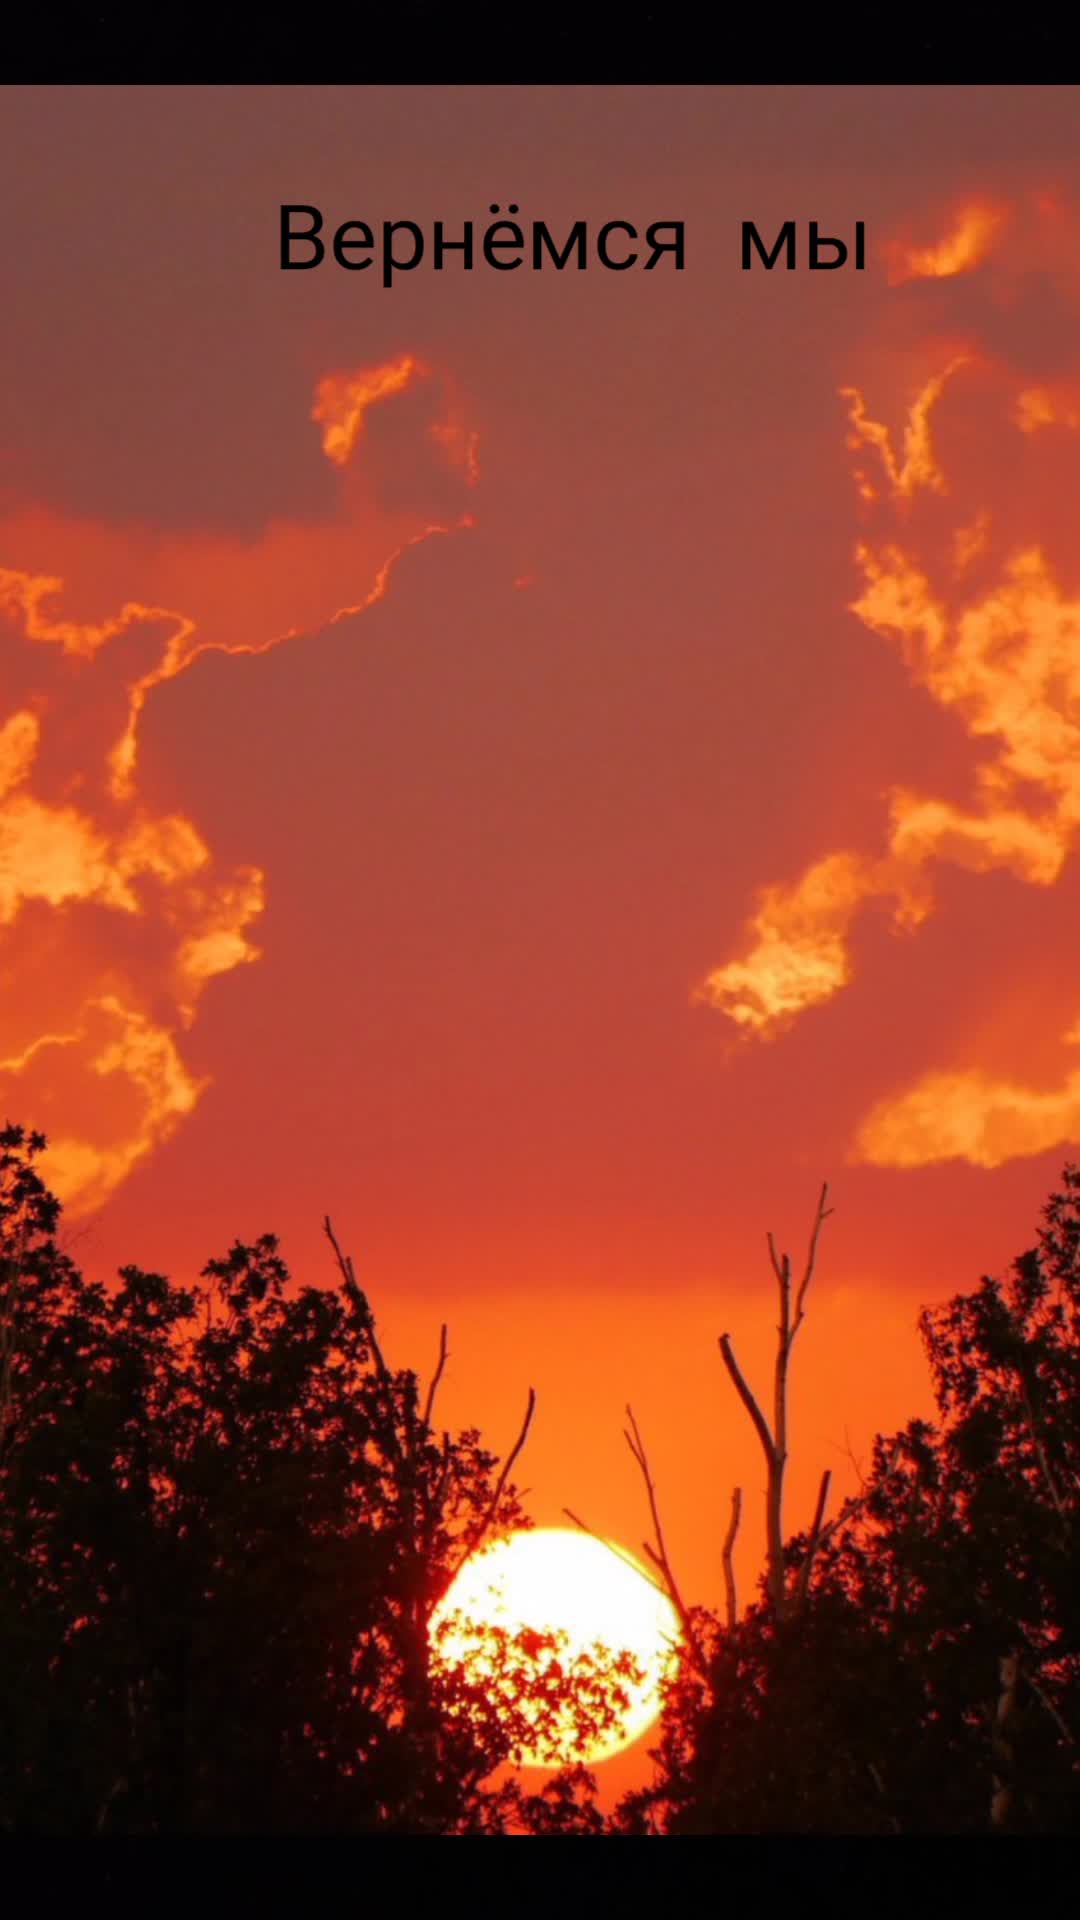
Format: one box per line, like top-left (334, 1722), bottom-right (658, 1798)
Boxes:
top-left (624, 1405), bottom-right (709, 1681)
top-left (793, 1182), bottom-right (832, 1342)
top-left (562, 1506), bottom-right (672, 1599)
top-left (807, 1466), bottom-right (832, 1552)
top-left (839, 1425), bottom-right (866, 1491)
top-left (457, 1386), bottom-right (537, 1568)
top-left (722, 1486), bottom-right (742, 1632)
top-left (323, 1215), bottom-right (392, 1374)
top-left (717, 1335), bottom-right (774, 1469)
top-left (795, 1467), bottom-right (832, 1608)
top-left (323, 1214), bottom-right (403, 1466)
top-left (562, 1506), bottom-right (687, 1675)
top-left (422, 1323), bottom-right (449, 1431)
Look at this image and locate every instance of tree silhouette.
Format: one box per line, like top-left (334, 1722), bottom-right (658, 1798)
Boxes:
top-left (0, 1124), bottom-right (612, 1833)
top-left (618, 1167), bottom-right (1080, 1834)
top-left (9, 1119), bottom-right (1080, 1835)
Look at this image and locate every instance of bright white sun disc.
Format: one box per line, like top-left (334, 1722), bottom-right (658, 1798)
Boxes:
top-left (429, 1527), bottom-right (682, 1766)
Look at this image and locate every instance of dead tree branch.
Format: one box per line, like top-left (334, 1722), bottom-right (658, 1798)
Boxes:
top-left (562, 1504), bottom-right (695, 1684)
top-left (323, 1215), bottom-right (406, 1471)
top-left (718, 1182), bottom-right (832, 1620)
top-left (422, 1323), bottom-right (450, 1432)
top-left (457, 1386), bottom-right (537, 1569)
top-left (795, 1467), bottom-right (832, 1610)
top-left (562, 1505), bottom-right (672, 1597)
top-left (722, 1486), bottom-right (742, 1632)
top-left (323, 1215), bottom-right (392, 1377)
top-left (623, 1405), bottom-right (710, 1681)
top-left (718, 1334), bottom-right (775, 1467)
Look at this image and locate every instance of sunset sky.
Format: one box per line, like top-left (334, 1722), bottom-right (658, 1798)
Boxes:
top-left (5, 83), bottom-right (1080, 1784)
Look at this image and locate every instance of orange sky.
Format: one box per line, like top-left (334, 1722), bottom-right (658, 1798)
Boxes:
top-left (5, 84), bottom-right (1080, 1792)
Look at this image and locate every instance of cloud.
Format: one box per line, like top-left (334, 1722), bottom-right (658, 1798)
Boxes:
top-left (854, 1050), bottom-right (1080, 1171)
top-left (882, 200), bottom-right (1009, 287)
top-left (695, 852), bottom-right (928, 1035)
top-left (0, 357), bottom-right (479, 1213)
top-left (698, 196), bottom-right (1080, 1168)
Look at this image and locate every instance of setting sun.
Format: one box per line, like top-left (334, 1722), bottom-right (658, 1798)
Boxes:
top-left (429, 1529), bottom-right (682, 1767)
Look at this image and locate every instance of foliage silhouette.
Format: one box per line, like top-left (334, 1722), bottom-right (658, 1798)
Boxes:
top-left (0, 1124), bottom-right (615, 1834)
top-left (8, 1120), bottom-right (1080, 1834)
top-left (617, 1167), bottom-right (1080, 1834)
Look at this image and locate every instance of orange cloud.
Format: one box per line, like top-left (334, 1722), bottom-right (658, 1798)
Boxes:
top-left (696, 852), bottom-right (928, 1035)
top-left (883, 200), bottom-right (1008, 286)
top-left (0, 356), bottom-right (479, 1213)
top-left (854, 1046), bottom-right (1080, 1171)
top-left (312, 353), bottom-right (427, 465)
top-left (699, 198), bottom-right (1080, 1167)
top-left (840, 360), bottom-right (965, 502)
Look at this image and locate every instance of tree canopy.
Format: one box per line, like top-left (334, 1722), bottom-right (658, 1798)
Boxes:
top-left (4, 1122), bottom-right (1080, 1834)
top-left (621, 1168), bottom-right (1080, 1834)
top-left (0, 1124), bottom-right (618, 1834)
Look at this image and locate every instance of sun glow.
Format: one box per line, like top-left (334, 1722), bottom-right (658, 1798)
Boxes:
top-left (428, 1528), bottom-right (682, 1768)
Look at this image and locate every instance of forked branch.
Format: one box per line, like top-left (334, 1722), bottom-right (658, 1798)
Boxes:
top-left (323, 1214), bottom-right (394, 1384)
top-left (624, 1404), bottom-right (709, 1681)
top-left (718, 1182), bottom-right (832, 1620)
top-left (323, 1214), bottom-right (405, 1468)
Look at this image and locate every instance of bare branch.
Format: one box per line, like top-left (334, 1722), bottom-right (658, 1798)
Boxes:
top-left (323, 1214), bottom-right (405, 1474)
top-left (717, 1334), bottom-right (775, 1470)
top-left (807, 1466), bottom-right (832, 1545)
top-left (624, 1405), bottom-right (709, 1681)
top-left (624, 1407), bottom-right (679, 1592)
top-left (722, 1486), bottom-right (742, 1632)
top-left (322, 1212), bottom-right (359, 1298)
top-left (458, 1386), bottom-right (537, 1569)
top-left (720, 1183), bottom-right (834, 1621)
top-left (323, 1214), bottom-right (394, 1377)
top-left (422, 1323), bottom-right (450, 1432)
top-left (795, 1467), bottom-right (832, 1611)
top-left (562, 1509), bottom-right (687, 1683)
top-left (840, 1425), bottom-right (866, 1491)
top-left (791, 1180), bottom-right (832, 1343)
top-left (562, 1506), bottom-right (672, 1597)
top-left (812, 1442), bottom-right (904, 1563)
